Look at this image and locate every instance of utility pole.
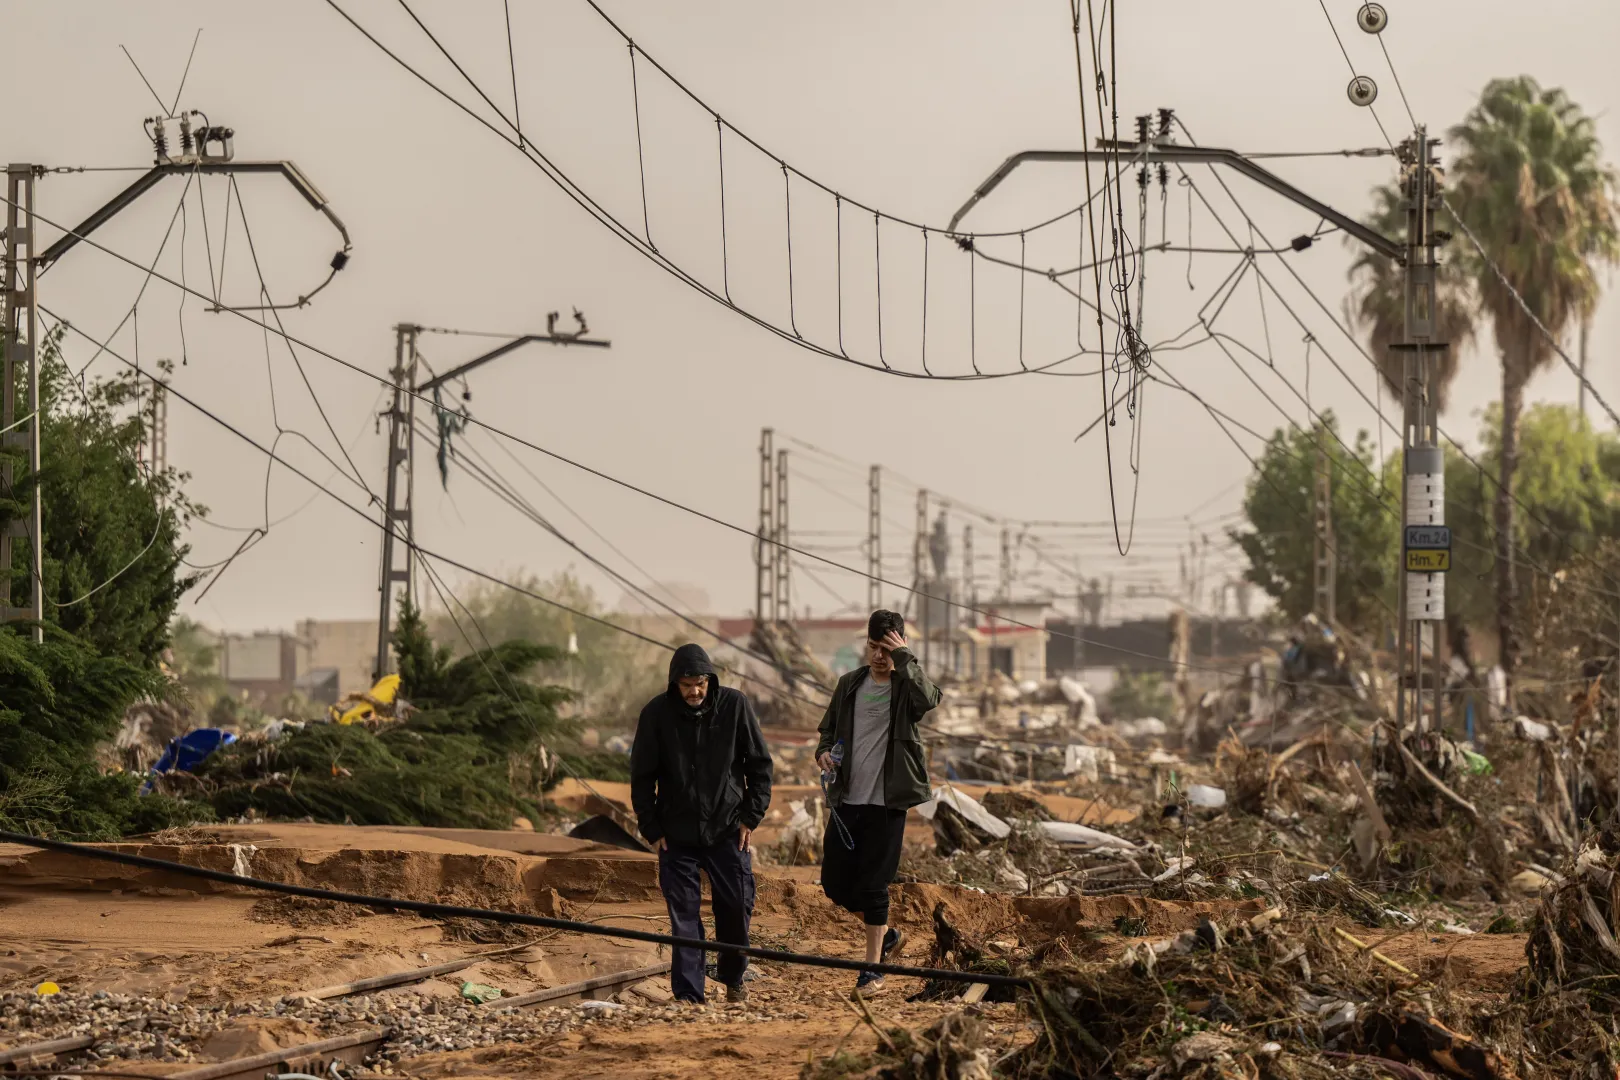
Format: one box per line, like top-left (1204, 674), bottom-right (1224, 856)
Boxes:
top-left (148, 379), bottom-right (169, 476)
top-left (945, 107), bottom-right (1451, 725)
top-left (1395, 127), bottom-right (1448, 734)
top-left (914, 489), bottom-right (928, 667)
top-left (1075, 557), bottom-right (1087, 671)
top-left (1313, 437), bottom-right (1336, 624)
top-left (963, 524), bottom-right (975, 676)
top-left (992, 525), bottom-right (1011, 674)
top-left (3, 123), bottom-right (350, 641)
top-left (374, 319), bottom-right (609, 678)
top-left (375, 324), bottom-right (420, 678)
top-left (774, 447), bottom-right (790, 625)
top-left (1, 166), bottom-right (41, 638)
top-left (866, 465), bottom-right (881, 612)
top-left (756, 427), bottom-right (774, 629)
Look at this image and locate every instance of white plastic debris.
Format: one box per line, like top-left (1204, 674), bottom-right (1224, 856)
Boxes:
top-left (915, 785), bottom-right (1011, 840)
top-left (1114, 717), bottom-right (1168, 740)
top-left (1038, 820), bottom-right (1138, 850)
top-left (781, 798), bottom-right (821, 849)
top-left (1185, 785), bottom-right (1227, 809)
top-left (1319, 1001), bottom-right (1358, 1034)
top-left (1062, 744), bottom-right (1116, 782)
top-left (228, 843), bottom-right (257, 878)
top-left (1154, 857), bottom-right (1196, 882)
top-left (1513, 716), bottom-right (1553, 742)
top-left (577, 999), bottom-right (625, 1011)
top-left (1382, 908), bottom-right (1417, 925)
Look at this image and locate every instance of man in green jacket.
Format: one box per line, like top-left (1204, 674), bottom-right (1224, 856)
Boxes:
top-left (815, 609), bottom-right (942, 998)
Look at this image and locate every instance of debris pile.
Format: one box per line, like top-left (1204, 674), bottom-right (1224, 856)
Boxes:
top-left (838, 906), bottom-right (1526, 1079)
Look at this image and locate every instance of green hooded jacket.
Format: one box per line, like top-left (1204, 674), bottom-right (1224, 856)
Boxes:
top-left (814, 646), bottom-right (942, 810)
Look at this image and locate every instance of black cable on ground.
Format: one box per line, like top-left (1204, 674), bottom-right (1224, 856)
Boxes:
top-left (0, 831), bottom-right (1031, 990)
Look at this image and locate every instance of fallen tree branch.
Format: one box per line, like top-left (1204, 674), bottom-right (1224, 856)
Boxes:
top-left (1395, 740), bottom-right (1479, 821)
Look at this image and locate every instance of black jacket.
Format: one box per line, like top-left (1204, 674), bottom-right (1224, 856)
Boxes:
top-left (630, 644), bottom-right (773, 848)
top-left (815, 646), bottom-right (941, 810)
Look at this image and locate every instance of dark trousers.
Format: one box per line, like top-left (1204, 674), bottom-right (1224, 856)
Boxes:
top-left (657, 833), bottom-right (755, 1002)
top-left (821, 803), bottom-right (907, 927)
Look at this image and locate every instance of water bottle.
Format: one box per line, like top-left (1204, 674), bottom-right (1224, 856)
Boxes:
top-left (823, 741), bottom-right (845, 785)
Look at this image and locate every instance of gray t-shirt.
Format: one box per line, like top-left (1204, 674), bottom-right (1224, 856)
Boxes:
top-left (844, 673), bottom-right (893, 806)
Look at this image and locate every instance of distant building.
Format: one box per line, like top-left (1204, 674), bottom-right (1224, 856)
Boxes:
top-left (295, 619), bottom-right (379, 699)
top-left (215, 630), bottom-right (299, 705)
top-left (1045, 615), bottom-right (1262, 675)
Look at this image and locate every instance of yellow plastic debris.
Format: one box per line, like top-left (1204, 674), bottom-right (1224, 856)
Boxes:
top-left (330, 673), bottom-right (401, 725)
top-left (35, 981), bottom-right (60, 996)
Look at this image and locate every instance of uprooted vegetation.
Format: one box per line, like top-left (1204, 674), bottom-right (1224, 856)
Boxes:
top-left (187, 602), bottom-right (572, 829)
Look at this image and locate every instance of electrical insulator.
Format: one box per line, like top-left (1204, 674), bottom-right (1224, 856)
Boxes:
top-left (1347, 76), bottom-right (1379, 107)
top-left (150, 117), bottom-right (169, 162)
top-left (178, 114), bottom-right (194, 155)
top-left (1157, 108), bottom-right (1175, 139)
top-left (1135, 115), bottom-right (1150, 144)
top-left (1356, 2), bottom-right (1388, 33)
top-left (1157, 162), bottom-right (1169, 188)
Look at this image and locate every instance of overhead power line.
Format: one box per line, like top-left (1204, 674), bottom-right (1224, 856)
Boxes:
top-left (319, 0), bottom-right (1114, 382)
top-left (45, 301), bottom-right (1289, 685)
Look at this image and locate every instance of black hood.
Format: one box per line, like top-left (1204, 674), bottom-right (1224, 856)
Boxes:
top-left (667, 643), bottom-right (718, 715)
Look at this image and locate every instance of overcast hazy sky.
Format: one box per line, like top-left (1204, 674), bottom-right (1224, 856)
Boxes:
top-left (7, 1), bottom-right (1618, 632)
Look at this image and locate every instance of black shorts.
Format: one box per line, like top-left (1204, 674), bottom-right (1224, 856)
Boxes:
top-left (821, 803), bottom-right (906, 927)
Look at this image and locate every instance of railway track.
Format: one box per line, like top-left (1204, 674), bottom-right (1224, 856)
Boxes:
top-left (0, 959), bottom-right (671, 1076)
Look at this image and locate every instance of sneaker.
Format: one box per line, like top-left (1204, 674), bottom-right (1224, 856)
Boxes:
top-left (880, 927), bottom-right (905, 963)
top-left (725, 983), bottom-right (749, 1004)
top-left (852, 971), bottom-right (886, 999)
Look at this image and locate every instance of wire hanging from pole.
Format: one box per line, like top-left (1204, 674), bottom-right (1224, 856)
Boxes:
top-left (834, 193), bottom-right (847, 357)
top-left (503, 0), bottom-right (523, 148)
top-left (782, 164), bottom-right (799, 338)
top-left (873, 211), bottom-right (888, 369)
top-left (627, 43), bottom-right (655, 251)
top-left (968, 234), bottom-right (979, 375)
top-left (1018, 231), bottom-right (1027, 370)
top-left (716, 115), bottom-right (731, 302)
top-left (920, 227), bottom-right (930, 375)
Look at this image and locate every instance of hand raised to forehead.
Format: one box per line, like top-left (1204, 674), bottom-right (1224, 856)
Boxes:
top-left (878, 630), bottom-right (907, 652)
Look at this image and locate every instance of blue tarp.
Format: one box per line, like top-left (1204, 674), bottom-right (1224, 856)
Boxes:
top-left (142, 728), bottom-right (235, 793)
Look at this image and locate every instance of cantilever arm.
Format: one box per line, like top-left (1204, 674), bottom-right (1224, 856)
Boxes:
top-left (417, 333), bottom-right (611, 393)
top-left (946, 142), bottom-right (1402, 262)
top-left (37, 160), bottom-right (356, 308)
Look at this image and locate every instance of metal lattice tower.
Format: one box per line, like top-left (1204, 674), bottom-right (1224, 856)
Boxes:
top-left (1312, 441), bottom-right (1335, 623)
top-left (866, 465), bottom-right (881, 612)
top-left (1, 165), bottom-right (42, 637)
top-left (755, 427), bottom-right (774, 628)
top-left (914, 488), bottom-right (928, 664)
top-left (374, 323), bottom-right (420, 677)
top-left (372, 321), bottom-right (610, 676)
top-left (774, 447), bottom-right (789, 623)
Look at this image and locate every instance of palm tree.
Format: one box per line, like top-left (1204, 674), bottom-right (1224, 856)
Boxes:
top-left (1447, 77), bottom-right (1618, 681)
top-left (1347, 185), bottom-right (1476, 412)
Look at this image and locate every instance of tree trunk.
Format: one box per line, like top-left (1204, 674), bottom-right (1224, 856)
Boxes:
top-left (1495, 359), bottom-right (1525, 694)
top-left (1578, 313), bottom-right (1592, 423)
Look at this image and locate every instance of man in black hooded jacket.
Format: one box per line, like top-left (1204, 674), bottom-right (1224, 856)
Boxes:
top-left (630, 643), bottom-right (773, 1004)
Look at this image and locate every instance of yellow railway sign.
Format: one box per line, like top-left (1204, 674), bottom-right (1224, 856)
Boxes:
top-left (1405, 549), bottom-right (1450, 573)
